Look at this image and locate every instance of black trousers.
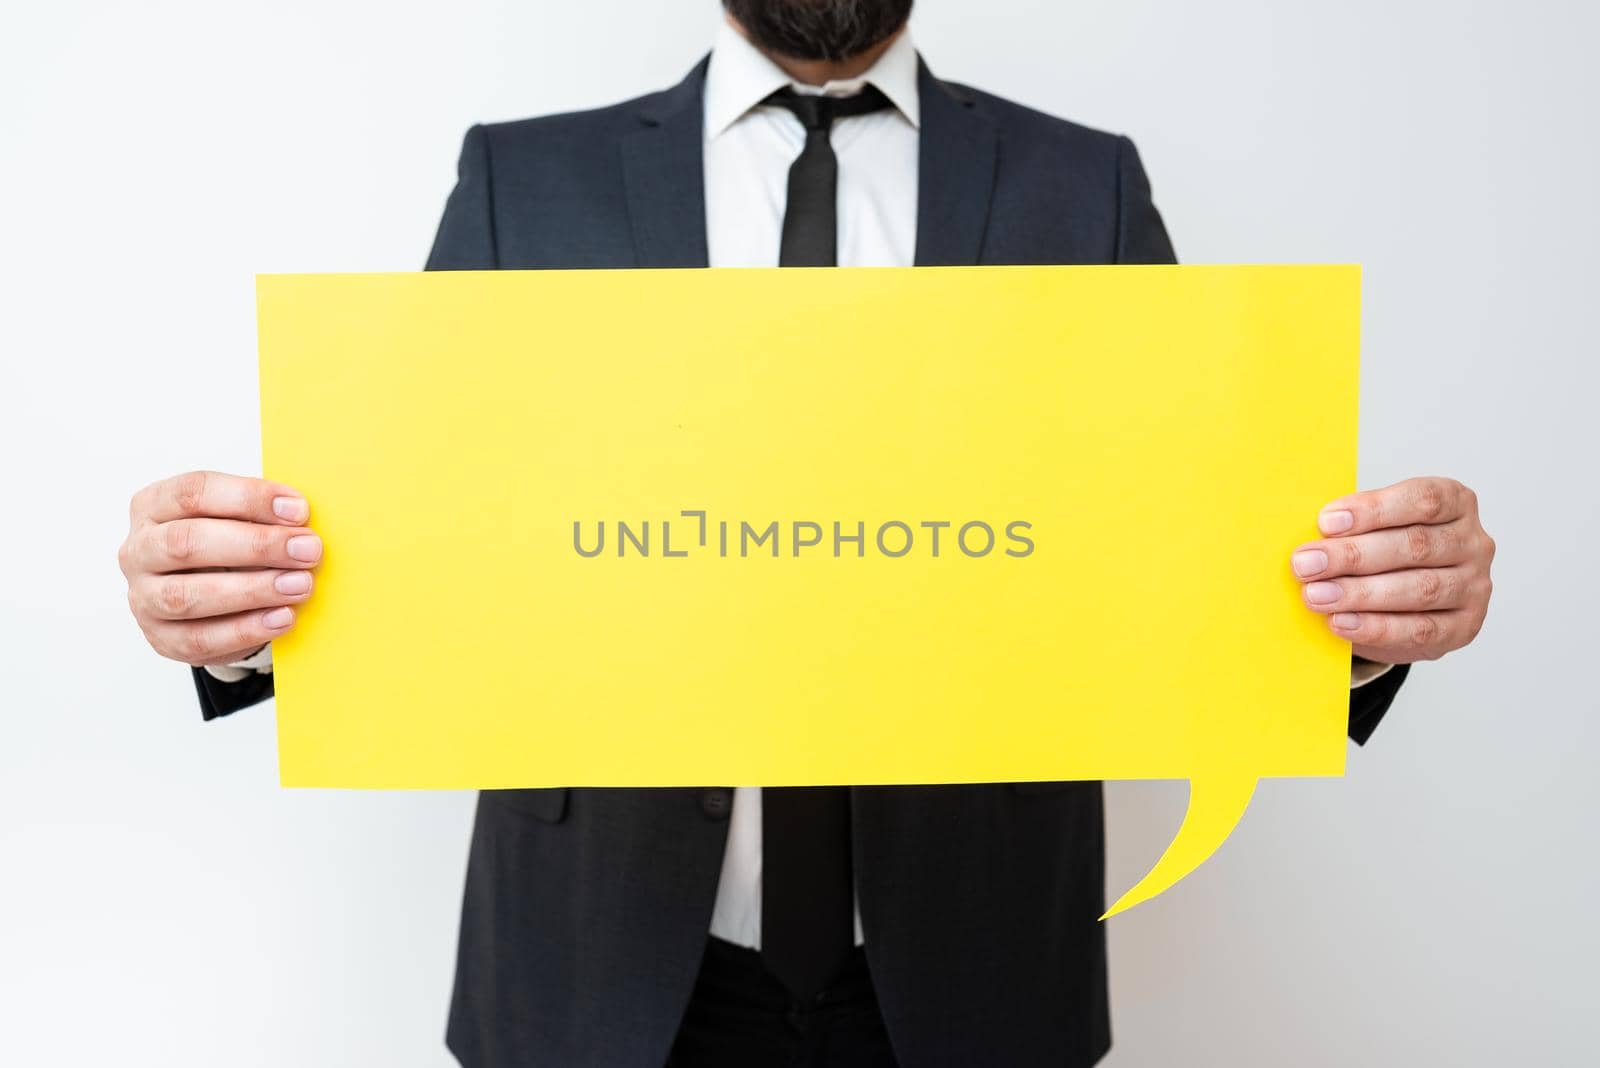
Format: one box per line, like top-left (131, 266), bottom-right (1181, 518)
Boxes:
top-left (666, 938), bottom-right (899, 1067)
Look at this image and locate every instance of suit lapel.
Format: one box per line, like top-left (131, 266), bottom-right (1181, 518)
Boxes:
top-left (913, 59), bottom-right (999, 267)
top-left (621, 57), bottom-right (711, 269)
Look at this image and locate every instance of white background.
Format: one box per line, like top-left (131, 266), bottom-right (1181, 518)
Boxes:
top-left (3, 1), bottom-right (1597, 1063)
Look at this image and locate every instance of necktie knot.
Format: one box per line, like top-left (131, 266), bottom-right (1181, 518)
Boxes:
top-left (764, 84), bottom-right (892, 132)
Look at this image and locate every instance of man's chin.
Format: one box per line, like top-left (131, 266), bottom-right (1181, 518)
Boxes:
top-left (725, 0), bottom-right (914, 64)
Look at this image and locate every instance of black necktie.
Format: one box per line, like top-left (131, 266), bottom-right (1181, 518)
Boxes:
top-left (758, 83), bottom-right (891, 1002)
top-left (765, 85), bottom-right (893, 267)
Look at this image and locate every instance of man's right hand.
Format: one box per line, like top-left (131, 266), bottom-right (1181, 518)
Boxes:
top-left (119, 471), bottom-right (321, 666)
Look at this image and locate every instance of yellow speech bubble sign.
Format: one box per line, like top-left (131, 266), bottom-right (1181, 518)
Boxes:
top-left (258, 265), bottom-right (1358, 915)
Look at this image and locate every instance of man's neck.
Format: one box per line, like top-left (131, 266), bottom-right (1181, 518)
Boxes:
top-left (724, 12), bottom-right (902, 86)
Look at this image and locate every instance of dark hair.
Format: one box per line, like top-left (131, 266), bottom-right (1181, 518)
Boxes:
top-left (723, 0), bottom-right (914, 62)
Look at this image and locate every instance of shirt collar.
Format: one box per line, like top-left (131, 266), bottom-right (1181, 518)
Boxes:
top-left (704, 18), bottom-right (921, 140)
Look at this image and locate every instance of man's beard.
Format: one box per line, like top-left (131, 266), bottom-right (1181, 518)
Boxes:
top-left (724, 0), bottom-right (914, 62)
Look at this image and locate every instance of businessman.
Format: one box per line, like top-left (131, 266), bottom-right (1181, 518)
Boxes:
top-left (118, 2), bottom-right (1496, 1064)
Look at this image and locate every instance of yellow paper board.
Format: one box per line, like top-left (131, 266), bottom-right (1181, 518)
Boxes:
top-left (257, 264), bottom-right (1359, 915)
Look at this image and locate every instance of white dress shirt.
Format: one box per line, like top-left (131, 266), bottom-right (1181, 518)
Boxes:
top-left (210, 16), bottom-right (1390, 952)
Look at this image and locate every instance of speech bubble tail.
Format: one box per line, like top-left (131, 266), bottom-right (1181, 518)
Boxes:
top-left (1100, 775), bottom-right (1259, 920)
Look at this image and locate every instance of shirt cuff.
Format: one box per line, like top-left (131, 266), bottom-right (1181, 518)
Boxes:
top-left (202, 643), bottom-right (274, 683)
top-left (1350, 657), bottom-right (1394, 689)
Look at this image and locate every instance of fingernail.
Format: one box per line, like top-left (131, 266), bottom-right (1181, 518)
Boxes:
top-left (1292, 549), bottom-right (1328, 577)
top-left (1331, 612), bottom-right (1361, 630)
top-left (274, 571), bottom-right (312, 596)
top-left (1319, 509), bottom-right (1354, 535)
top-left (273, 496), bottom-right (309, 523)
top-left (263, 606), bottom-right (295, 629)
top-left (286, 534), bottom-right (322, 562)
top-left (1305, 581), bottom-right (1343, 605)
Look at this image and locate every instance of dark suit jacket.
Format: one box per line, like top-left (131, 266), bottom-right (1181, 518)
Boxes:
top-left (198, 56), bottom-right (1409, 1068)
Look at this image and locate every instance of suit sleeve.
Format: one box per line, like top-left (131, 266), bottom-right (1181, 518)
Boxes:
top-left (1347, 661), bottom-right (1409, 744)
top-left (191, 125), bottom-right (502, 722)
top-left (426, 124), bottom-right (499, 271)
top-left (192, 666), bottom-right (275, 721)
top-left (1113, 136), bottom-right (1178, 266)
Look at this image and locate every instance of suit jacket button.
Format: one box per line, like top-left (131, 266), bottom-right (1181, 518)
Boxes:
top-left (700, 788), bottom-right (732, 821)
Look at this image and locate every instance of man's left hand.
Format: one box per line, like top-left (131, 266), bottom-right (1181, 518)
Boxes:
top-left (1291, 477), bottom-right (1495, 664)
